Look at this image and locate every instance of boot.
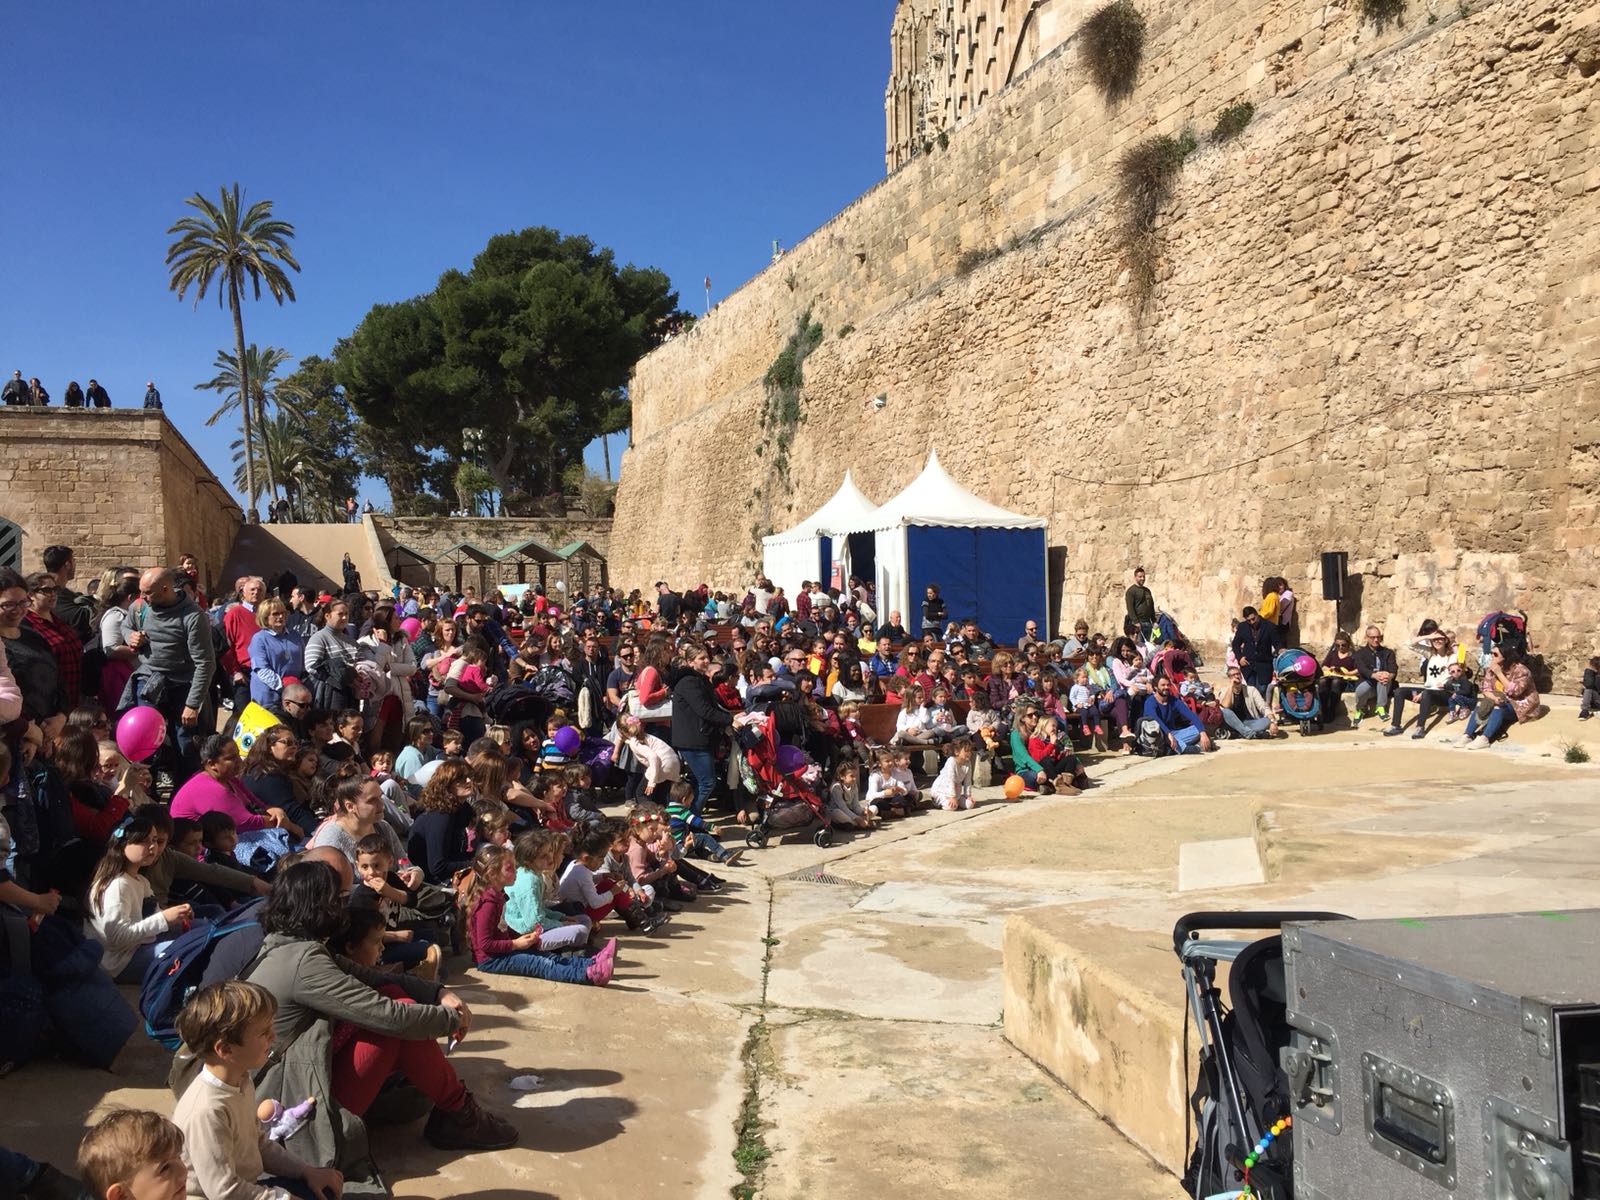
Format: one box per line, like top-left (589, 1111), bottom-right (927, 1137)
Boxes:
top-left (406, 943), bottom-right (441, 982)
top-left (424, 1094), bottom-right (519, 1151)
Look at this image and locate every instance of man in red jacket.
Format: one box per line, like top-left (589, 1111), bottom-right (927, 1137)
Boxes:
top-left (220, 576), bottom-right (265, 712)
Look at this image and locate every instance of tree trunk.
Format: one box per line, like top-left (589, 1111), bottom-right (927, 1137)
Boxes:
top-left (229, 274), bottom-right (257, 518)
top-left (601, 433), bottom-right (611, 481)
top-left (257, 390), bottom-right (278, 504)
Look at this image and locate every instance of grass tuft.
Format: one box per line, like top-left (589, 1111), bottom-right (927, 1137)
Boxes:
top-left (1080, 0), bottom-right (1147, 101)
top-left (1211, 101), bottom-right (1256, 143)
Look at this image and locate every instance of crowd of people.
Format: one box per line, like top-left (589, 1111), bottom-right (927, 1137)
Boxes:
top-left (0, 545), bottom-right (1563, 1199)
top-left (1, 370), bottom-right (162, 410)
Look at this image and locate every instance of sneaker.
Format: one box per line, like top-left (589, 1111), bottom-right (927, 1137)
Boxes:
top-left (719, 848), bottom-right (745, 866)
top-left (1410, 730), bottom-right (1426, 740)
top-left (586, 938), bottom-right (617, 986)
top-left (1376, 706), bottom-right (1388, 719)
top-left (1383, 726), bottom-right (1404, 737)
top-left (424, 1095), bottom-right (519, 1151)
top-left (1581, 712), bottom-right (1593, 721)
top-left (1350, 713), bottom-right (1362, 729)
top-left (1466, 735), bottom-right (1492, 750)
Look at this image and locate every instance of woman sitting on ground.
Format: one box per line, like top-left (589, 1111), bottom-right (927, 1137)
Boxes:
top-left (242, 724), bottom-right (318, 840)
top-left (177, 858), bottom-right (517, 1186)
top-left (171, 735), bottom-right (279, 832)
top-left (1465, 644), bottom-right (1541, 749)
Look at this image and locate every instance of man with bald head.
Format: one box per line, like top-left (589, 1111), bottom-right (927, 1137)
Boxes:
top-left (302, 844), bottom-right (353, 894)
top-left (268, 681), bottom-right (313, 742)
top-left (123, 566), bottom-right (217, 784)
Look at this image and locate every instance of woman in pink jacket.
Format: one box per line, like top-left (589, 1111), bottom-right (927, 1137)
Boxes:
top-left (170, 734), bottom-right (276, 831)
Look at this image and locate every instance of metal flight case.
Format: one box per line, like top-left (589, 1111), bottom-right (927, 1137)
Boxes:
top-left (1283, 909), bottom-right (1600, 1200)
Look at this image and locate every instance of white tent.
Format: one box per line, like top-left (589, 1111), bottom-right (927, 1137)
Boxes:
top-left (761, 472), bottom-right (879, 598)
top-left (858, 450), bottom-right (1048, 641)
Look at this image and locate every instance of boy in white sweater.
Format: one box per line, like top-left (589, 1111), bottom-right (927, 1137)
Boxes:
top-left (172, 980), bottom-right (343, 1200)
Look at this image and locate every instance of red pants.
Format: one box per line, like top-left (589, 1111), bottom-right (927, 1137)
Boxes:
top-left (330, 985), bottom-right (467, 1117)
top-left (584, 875), bottom-right (632, 923)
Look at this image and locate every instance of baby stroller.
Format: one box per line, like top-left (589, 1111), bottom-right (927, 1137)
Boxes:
top-left (1272, 648), bottom-right (1322, 735)
top-left (1175, 911), bottom-right (1349, 1200)
top-left (739, 711), bottom-right (834, 850)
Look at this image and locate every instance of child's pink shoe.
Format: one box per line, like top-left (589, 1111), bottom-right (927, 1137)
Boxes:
top-left (586, 938), bottom-right (618, 986)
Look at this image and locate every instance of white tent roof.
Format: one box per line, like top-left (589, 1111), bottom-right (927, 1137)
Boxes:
top-left (857, 449), bottom-right (1046, 531)
top-left (764, 472), bottom-right (879, 546)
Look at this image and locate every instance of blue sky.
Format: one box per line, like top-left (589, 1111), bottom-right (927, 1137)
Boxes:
top-left (1, 3), bottom-right (891, 504)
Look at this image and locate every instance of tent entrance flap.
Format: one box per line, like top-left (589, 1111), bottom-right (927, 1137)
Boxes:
top-left (847, 532), bottom-right (875, 592)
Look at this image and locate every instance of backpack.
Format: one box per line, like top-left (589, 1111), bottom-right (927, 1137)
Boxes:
top-left (1476, 611), bottom-right (1529, 660)
top-left (139, 898), bottom-right (266, 1049)
top-left (1136, 718), bottom-right (1172, 757)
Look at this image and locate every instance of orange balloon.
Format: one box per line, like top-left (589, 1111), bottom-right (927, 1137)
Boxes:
top-left (1004, 774), bottom-right (1026, 800)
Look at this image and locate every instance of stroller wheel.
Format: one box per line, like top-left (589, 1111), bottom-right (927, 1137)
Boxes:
top-left (746, 830), bottom-right (768, 849)
top-left (1298, 720), bottom-right (1310, 736)
top-left (813, 828), bottom-right (833, 849)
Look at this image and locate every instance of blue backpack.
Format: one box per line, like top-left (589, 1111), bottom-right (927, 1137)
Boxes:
top-left (138, 898), bottom-right (266, 1049)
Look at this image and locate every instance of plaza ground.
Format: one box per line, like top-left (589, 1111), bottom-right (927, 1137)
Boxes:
top-left (2, 702), bottom-right (1595, 1199)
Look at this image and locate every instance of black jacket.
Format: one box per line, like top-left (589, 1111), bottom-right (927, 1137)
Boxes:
top-left (1230, 620), bottom-right (1280, 668)
top-left (85, 382), bottom-right (110, 407)
top-left (1353, 644), bottom-right (1398, 681)
top-left (669, 666), bottom-right (733, 751)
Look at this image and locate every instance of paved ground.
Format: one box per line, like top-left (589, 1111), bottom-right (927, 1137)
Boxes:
top-left (3, 697), bottom-right (1592, 1199)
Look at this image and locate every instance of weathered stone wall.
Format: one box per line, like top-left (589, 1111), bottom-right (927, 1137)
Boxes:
top-left (0, 409), bottom-right (241, 594)
top-left (614, 0), bottom-right (1600, 689)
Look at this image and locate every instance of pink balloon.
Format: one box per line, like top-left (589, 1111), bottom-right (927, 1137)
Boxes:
top-left (115, 705), bottom-right (167, 763)
top-left (1293, 654), bottom-right (1317, 677)
top-left (399, 617), bottom-right (422, 639)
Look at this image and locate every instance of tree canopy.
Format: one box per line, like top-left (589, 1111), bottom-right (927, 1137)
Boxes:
top-left (334, 226), bottom-right (681, 514)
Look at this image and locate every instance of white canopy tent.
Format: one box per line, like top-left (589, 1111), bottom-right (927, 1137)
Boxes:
top-left (761, 472), bottom-right (879, 598)
top-left (856, 450), bottom-right (1048, 641)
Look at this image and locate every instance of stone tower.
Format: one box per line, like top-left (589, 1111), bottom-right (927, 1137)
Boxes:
top-left (884, 0), bottom-right (1073, 172)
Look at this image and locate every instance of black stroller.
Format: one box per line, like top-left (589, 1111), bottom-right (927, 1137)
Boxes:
top-left (1174, 911), bottom-right (1349, 1199)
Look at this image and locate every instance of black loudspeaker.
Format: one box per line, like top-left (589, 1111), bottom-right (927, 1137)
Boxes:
top-left (1321, 551), bottom-right (1348, 601)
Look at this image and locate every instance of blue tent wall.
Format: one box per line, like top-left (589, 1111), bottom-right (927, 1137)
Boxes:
top-left (905, 525), bottom-right (1046, 642)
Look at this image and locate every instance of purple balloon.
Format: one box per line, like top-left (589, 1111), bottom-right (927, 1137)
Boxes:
top-left (116, 705), bottom-right (167, 763)
top-left (775, 744), bottom-right (810, 776)
top-left (553, 725), bottom-right (581, 756)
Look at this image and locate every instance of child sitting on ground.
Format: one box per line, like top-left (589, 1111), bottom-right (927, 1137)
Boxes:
top-left (929, 737), bottom-right (976, 812)
top-left (664, 780), bottom-right (745, 866)
top-left (824, 760), bottom-right (873, 828)
top-left (865, 748), bottom-right (911, 818)
top-left (467, 843), bottom-right (614, 985)
top-left (632, 801), bottom-right (724, 897)
top-left (600, 816), bottom-right (665, 924)
top-left (564, 763), bottom-right (604, 826)
top-left (1444, 662), bottom-right (1480, 723)
top-left (625, 805), bottom-right (691, 902)
top-left (172, 980), bottom-right (343, 1200)
top-left (506, 829), bottom-right (595, 942)
top-left (890, 750), bottom-right (922, 806)
top-left (1027, 714), bottom-right (1067, 782)
top-left (439, 728), bottom-right (465, 759)
top-left (77, 1108), bottom-right (188, 1200)
top-left (87, 814), bottom-right (192, 983)
top-left (350, 832), bottom-right (440, 980)
top-left (368, 751), bottom-right (414, 837)
top-left (538, 712), bottom-right (574, 770)
top-left (394, 716), bottom-right (436, 785)
top-left (472, 805), bottom-right (514, 850)
top-left (559, 822), bottom-right (654, 929)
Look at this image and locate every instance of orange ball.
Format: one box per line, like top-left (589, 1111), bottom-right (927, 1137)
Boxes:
top-left (1004, 774), bottom-right (1026, 800)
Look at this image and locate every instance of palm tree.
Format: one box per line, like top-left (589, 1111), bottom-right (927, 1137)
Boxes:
top-left (166, 183), bottom-right (300, 517)
top-left (197, 345), bottom-right (301, 504)
top-left (230, 413), bottom-right (314, 519)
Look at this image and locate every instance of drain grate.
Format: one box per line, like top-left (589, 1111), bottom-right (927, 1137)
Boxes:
top-left (782, 867), bottom-right (865, 887)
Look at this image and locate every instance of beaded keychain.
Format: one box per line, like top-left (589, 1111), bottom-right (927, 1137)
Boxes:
top-left (1240, 1114), bottom-right (1292, 1197)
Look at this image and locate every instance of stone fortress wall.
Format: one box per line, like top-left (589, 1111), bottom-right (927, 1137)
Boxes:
top-left (611, 0), bottom-right (1600, 689)
top-left (0, 409), bottom-right (242, 594)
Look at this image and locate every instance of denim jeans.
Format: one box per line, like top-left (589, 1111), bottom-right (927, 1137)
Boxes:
top-left (1220, 709), bottom-right (1272, 739)
top-left (0, 1146), bottom-right (43, 1193)
top-left (477, 949), bottom-right (593, 984)
top-left (1170, 725), bottom-right (1203, 754)
top-left (679, 748), bottom-right (716, 816)
top-left (1466, 701), bottom-right (1515, 743)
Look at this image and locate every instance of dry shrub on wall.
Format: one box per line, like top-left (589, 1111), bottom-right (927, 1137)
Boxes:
top-left (1081, 0), bottom-right (1148, 101)
top-left (1116, 130), bottom-right (1197, 311)
top-left (1362, 0), bottom-right (1407, 26)
top-left (1211, 101), bottom-right (1255, 143)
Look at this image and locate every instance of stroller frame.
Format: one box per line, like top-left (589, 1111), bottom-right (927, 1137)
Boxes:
top-left (740, 710), bottom-right (835, 851)
top-left (1175, 911), bottom-right (1348, 1199)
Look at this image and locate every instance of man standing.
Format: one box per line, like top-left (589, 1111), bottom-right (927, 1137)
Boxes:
top-left (85, 379), bottom-right (111, 408)
top-left (655, 581), bottom-right (681, 627)
top-left (127, 567), bottom-right (216, 784)
top-left (1125, 567), bottom-right (1156, 641)
top-left (1, 369), bottom-right (27, 405)
top-left (221, 576), bottom-right (265, 712)
top-left (143, 381), bottom-right (162, 409)
top-left (1143, 674), bottom-right (1213, 754)
top-left (1352, 625), bottom-right (1398, 728)
top-left (23, 572), bottom-right (84, 708)
top-left (41, 544), bottom-right (94, 642)
top-left (1230, 607), bottom-right (1280, 697)
top-left (920, 584), bottom-right (947, 637)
